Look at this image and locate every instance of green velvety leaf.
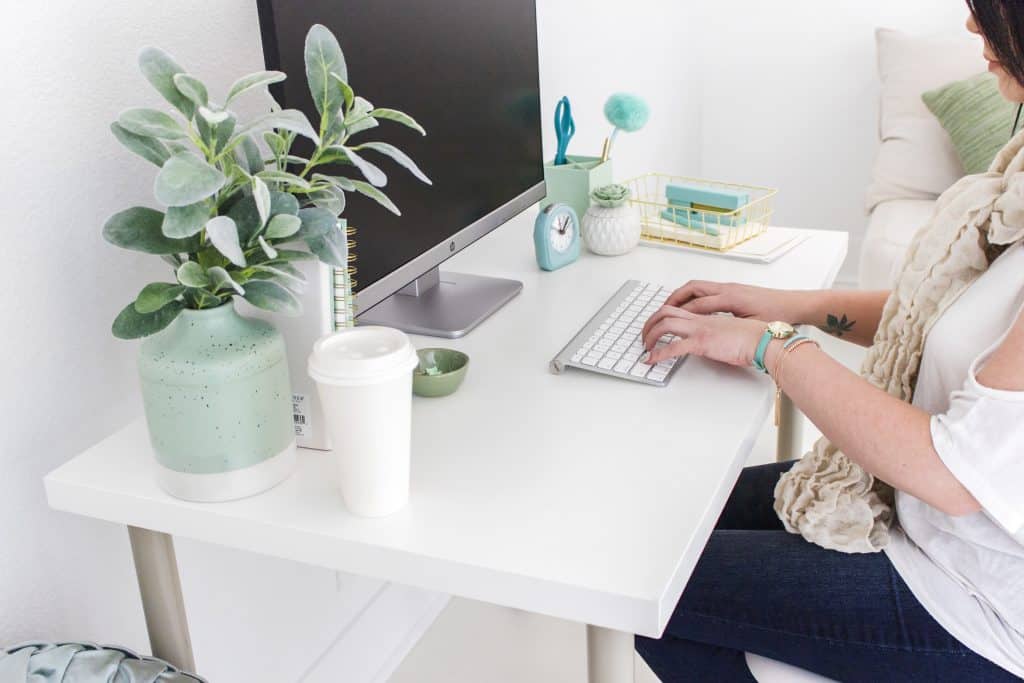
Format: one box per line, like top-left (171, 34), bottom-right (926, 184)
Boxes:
top-left (237, 135), bottom-right (264, 175)
top-left (296, 207), bottom-right (338, 240)
top-left (250, 264), bottom-right (307, 291)
top-left (345, 116), bottom-right (379, 136)
top-left (172, 73), bottom-right (208, 107)
top-left (237, 109), bottom-right (320, 145)
top-left (134, 282), bottom-right (186, 314)
top-left (268, 249), bottom-right (316, 262)
top-left (355, 141), bottom-right (431, 184)
top-left (304, 24), bottom-right (348, 116)
top-left (256, 170), bottom-right (311, 190)
top-left (315, 146), bottom-right (352, 165)
top-left (342, 146), bottom-right (387, 187)
top-left (253, 176), bottom-right (271, 227)
top-left (258, 235), bottom-right (278, 259)
top-left (306, 223), bottom-right (347, 267)
top-left (113, 299), bottom-right (184, 339)
top-left (369, 108), bottom-right (426, 136)
top-left (350, 179), bottom-right (401, 215)
top-left (309, 188), bottom-right (345, 216)
top-left (176, 261), bottom-right (210, 288)
top-left (118, 108), bottom-right (187, 140)
top-left (110, 122), bottom-right (170, 167)
top-left (227, 195), bottom-right (263, 245)
top-left (347, 96), bottom-right (373, 121)
top-left (161, 201), bottom-right (209, 238)
top-left (226, 70), bottom-right (286, 104)
top-left (269, 191), bottom-right (300, 217)
top-left (138, 46), bottom-right (194, 119)
top-left (243, 279), bottom-right (302, 315)
top-left (264, 214), bottom-right (302, 239)
top-left (154, 152), bottom-right (227, 207)
top-left (330, 72), bottom-right (354, 114)
top-left (196, 110), bottom-right (236, 155)
top-left (263, 131), bottom-right (287, 156)
top-left (205, 215), bottom-right (246, 267)
top-left (103, 207), bottom-right (199, 254)
top-left (313, 173), bottom-right (355, 191)
top-left (207, 265), bottom-right (245, 295)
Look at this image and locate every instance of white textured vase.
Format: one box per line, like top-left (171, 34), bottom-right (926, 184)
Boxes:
top-left (581, 204), bottom-right (642, 256)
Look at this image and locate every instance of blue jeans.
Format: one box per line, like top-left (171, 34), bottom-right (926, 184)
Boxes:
top-left (635, 461), bottom-right (1020, 682)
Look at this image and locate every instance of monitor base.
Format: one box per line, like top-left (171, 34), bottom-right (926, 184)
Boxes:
top-left (356, 268), bottom-right (522, 339)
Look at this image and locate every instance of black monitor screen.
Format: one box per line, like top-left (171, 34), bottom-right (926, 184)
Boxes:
top-left (257, 0), bottom-right (543, 293)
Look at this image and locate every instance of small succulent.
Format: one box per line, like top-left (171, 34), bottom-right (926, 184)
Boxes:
top-left (591, 184), bottom-right (631, 208)
top-left (105, 24), bottom-right (430, 339)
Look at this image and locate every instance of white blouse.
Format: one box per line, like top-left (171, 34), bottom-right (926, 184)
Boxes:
top-left (886, 241), bottom-right (1024, 678)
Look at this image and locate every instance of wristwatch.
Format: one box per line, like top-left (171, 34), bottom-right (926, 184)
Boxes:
top-left (753, 321), bottom-right (796, 373)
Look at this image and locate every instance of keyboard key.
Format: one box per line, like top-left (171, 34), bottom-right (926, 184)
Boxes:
top-left (649, 369), bottom-right (669, 381)
top-left (571, 351), bottom-right (584, 362)
top-left (623, 352), bottom-right (640, 362)
top-left (630, 363), bottom-right (651, 378)
top-left (606, 351), bottom-right (623, 360)
top-left (614, 359), bottom-right (634, 373)
top-left (582, 355), bottom-right (599, 366)
top-left (597, 358), bottom-right (616, 370)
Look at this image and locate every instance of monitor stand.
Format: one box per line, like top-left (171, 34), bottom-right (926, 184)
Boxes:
top-left (356, 267), bottom-right (522, 338)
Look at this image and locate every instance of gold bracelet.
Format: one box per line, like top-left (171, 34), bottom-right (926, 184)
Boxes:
top-left (771, 337), bottom-right (820, 426)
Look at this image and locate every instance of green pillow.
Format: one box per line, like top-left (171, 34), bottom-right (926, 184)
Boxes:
top-left (923, 72), bottom-right (1017, 175)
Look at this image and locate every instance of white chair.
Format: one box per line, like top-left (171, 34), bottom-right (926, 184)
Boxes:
top-left (745, 652), bottom-right (837, 683)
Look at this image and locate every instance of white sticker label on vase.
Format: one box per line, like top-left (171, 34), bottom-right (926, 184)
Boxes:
top-left (292, 393), bottom-right (310, 437)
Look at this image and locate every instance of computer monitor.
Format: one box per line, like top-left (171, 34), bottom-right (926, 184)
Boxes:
top-left (256, 0), bottom-right (545, 338)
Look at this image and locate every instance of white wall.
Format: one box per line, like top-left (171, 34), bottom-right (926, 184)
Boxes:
top-left (1, 1), bottom-right (970, 681)
top-left (692, 0), bottom-right (970, 281)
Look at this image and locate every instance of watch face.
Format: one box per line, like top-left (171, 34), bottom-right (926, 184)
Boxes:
top-left (549, 212), bottom-right (575, 253)
top-left (767, 321), bottom-right (796, 338)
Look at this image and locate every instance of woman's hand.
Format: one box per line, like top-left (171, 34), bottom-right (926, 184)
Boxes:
top-left (664, 280), bottom-right (810, 323)
top-left (642, 307), bottom-right (768, 368)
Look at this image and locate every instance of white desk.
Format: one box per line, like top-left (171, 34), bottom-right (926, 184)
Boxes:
top-left (45, 218), bottom-right (846, 682)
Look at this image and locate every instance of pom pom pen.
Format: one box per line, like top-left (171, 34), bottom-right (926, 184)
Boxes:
top-left (553, 96), bottom-right (575, 166)
top-left (600, 92), bottom-right (650, 162)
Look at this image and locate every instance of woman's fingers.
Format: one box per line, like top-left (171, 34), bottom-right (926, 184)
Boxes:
top-left (642, 316), bottom-right (696, 352)
top-left (647, 337), bottom-right (694, 364)
top-left (681, 294), bottom-right (727, 315)
top-left (666, 280), bottom-right (719, 308)
top-left (642, 305), bottom-right (698, 340)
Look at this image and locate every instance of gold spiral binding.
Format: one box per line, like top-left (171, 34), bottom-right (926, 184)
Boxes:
top-left (333, 224), bottom-right (358, 329)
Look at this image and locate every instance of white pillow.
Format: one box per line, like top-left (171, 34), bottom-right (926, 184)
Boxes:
top-left (866, 27), bottom-right (985, 211)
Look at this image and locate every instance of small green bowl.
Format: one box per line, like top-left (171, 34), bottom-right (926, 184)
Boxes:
top-left (413, 348), bottom-right (470, 398)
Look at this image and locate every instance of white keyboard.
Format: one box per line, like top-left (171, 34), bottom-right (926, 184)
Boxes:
top-left (549, 280), bottom-right (684, 387)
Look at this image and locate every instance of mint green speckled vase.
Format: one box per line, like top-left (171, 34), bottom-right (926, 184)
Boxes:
top-left (137, 302), bottom-right (297, 502)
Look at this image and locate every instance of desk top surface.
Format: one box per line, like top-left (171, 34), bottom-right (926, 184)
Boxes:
top-left (45, 216), bottom-right (846, 637)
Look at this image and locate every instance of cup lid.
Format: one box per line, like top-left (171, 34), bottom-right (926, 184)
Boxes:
top-left (308, 326), bottom-right (418, 383)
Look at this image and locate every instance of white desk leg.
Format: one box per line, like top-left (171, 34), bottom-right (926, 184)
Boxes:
top-left (586, 625), bottom-right (634, 683)
top-left (776, 393), bottom-right (803, 463)
top-left (127, 527), bottom-right (196, 673)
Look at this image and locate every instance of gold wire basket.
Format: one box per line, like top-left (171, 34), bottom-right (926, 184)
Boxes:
top-left (622, 173), bottom-right (777, 251)
top-left (333, 223), bottom-right (358, 329)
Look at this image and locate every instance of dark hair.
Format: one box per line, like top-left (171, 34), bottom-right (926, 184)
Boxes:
top-left (968, 0), bottom-right (1024, 86)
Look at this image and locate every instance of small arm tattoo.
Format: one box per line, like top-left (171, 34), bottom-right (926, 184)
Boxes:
top-left (824, 313), bottom-right (855, 337)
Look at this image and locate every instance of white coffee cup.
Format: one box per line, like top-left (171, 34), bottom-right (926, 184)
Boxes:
top-left (308, 326), bottom-right (419, 517)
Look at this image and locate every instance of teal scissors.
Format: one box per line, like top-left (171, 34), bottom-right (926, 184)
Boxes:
top-left (553, 96), bottom-right (575, 166)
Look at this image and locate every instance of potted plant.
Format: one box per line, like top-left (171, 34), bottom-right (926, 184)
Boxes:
top-left (104, 25), bottom-right (430, 501)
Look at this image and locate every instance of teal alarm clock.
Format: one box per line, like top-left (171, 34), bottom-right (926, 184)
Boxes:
top-left (534, 203), bottom-right (580, 271)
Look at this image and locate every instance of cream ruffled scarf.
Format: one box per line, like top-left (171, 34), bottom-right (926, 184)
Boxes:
top-left (773, 129), bottom-right (1024, 553)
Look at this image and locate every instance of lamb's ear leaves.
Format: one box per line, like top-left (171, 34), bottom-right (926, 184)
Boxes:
top-left (172, 73), bottom-right (208, 108)
top-left (113, 299), bottom-right (184, 339)
top-left (226, 70), bottom-right (286, 104)
top-left (304, 24), bottom-right (348, 117)
top-left (306, 223), bottom-right (347, 267)
top-left (243, 279), bottom-right (302, 315)
top-left (296, 207), bottom-right (338, 240)
top-left (369, 108), bottom-right (426, 136)
top-left (154, 152), bottom-right (226, 207)
top-left (138, 46), bottom-right (195, 119)
top-left (104, 207), bottom-right (200, 254)
top-left (110, 122), bottom-right (170, 167)
top-left (134, 283), bottom-right (186, 314)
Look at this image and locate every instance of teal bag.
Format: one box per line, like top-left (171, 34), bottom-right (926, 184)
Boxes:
top-left (0, 643), bottom-right (204, 682)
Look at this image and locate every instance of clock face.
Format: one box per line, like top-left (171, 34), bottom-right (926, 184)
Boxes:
top-left (549, 212), bottom-right (575, 253)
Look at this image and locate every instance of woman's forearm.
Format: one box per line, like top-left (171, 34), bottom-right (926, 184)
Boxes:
top-left (791, 290), bottom-right (890, 347)
top-left (764, 341), bottom-right (980, 516)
